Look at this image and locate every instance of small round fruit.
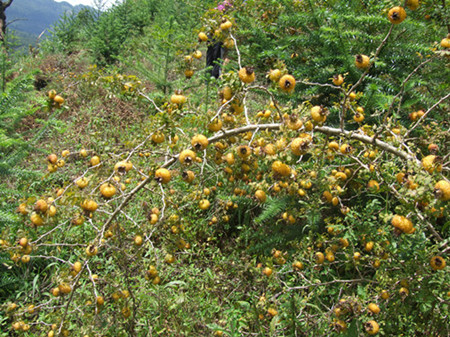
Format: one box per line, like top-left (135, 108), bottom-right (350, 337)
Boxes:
top-left (134, 235), bottom-right (144, 246)
top-left (81, 199), bottom-right (98, 212)
top-left (388, 6), bottom-right (406, 24)
top-left (90, 155), bottom-right (100, 166)
top-left (355, 54), bottom-right (370, 69)
top-left (220, 19), bottom-right (232, 31)
top-left (47, 153), bottom-right (58, 164)
top-left (72, 261), bottom-right (82, 274)
top-left (170, 90), bottom-right (187, 105)
top-left (332, 74), bottom-right (344, 86)
top-left (164, 253), bottom-right (175, 264)
top-left (380, 290), bottom-right (389, 300)
top-left (100, 183), bottom-right (116, 198)
top-left (191, 134), bottom-right (209, 151)
top-left (434, 180), bottom-right (450, 201)
top-left (53, 95), bottom-right (65, 105)
top-left (86, 244), bottom-right (98, 257)
top-left (198, 32), bottom-right (208, 42)
top-left (268, 69), bottom-right (282, 82)
top-left (279, 74), bottom-right (296, 93)
top-left (441, 36), bottom-right (450, 49)
top-left (430, 256), bottom-right (446, 270)
top-left (35, 199), bottom-right (48, 213)
top-left (48, 89), bottom-right (57, 100)
top-left (80, 148), bottom-right (88, 157)
top-left (315, 252), bottom-right (325, 264)
top-left (365, 320), bottom-right (380, 335)
top-left (154, 168), bottom-right (171, 184)
top-left (199, 199), bottom-right (210, 210)
top-left (406, 0), bottom-right (419, 10)
top-left (255, 190), bottom-right (267, 203)
top-left (182, 170), bottom-right (195, 183)
top-left (239, 67), bottom-right (256, 84)
top-left (368, 303), bottom-right (380, 314)
top-left (30, 212), bottom-right (44, 226)
top-left (262, 267), bottom-right (273, 277)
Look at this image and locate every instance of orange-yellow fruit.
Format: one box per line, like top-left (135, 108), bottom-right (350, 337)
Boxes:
top-left (179, 149), bottom-right (197, 165)
top-left (430, 256), bottom-right (446, 270)
top-left (422, 155), bottom-right (442, 173)
top-left (434, 180), bottom-right (450, 201)
top-left (198, 32), bottom-right (208, 42)
top-left (332, 74), bottom-right (344, 86)
top-left (268, 69), bottom-right (282, 82)
top-left (154, 168), bottom-right (171, 184)
top-left (255, 190), bottom-right (267, 203)
top-left (279, 74), bottom-right (296, 93)
top-left (239, 67), bottom-right (256, 84)
top-left (262, 267), bottom-right (273, 277)
top-left (365, 320), bottom-right (380, 335)
top-left (406, 0), bottom-right (419, 10)
top-left (100, 183), bottom-right (116, 199)
top-left (53, 95), bottom-right (65, 104)
top-left (388, 6), bottom-right (406, 24)
top-left (368, 303), bottom-right (380, 314)
top-left (355, 54), bottom-right (370, 69)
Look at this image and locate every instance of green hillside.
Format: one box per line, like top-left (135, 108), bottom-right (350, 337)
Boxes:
top-left (0, 0), bottom-right (449, 336)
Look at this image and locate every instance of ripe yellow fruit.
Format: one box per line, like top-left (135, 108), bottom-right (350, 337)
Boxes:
top-left (391, 214), bottom-right (414, 234)
top-left (53, 95), bottom-right (65, 105)
top-left (134, 235), bottom-right (144, 246)
top-left (422, 155), bottom-right (442, 173)
top-left (430, 256), bottom-right (446, 270)
top-left (30, 212), bottom-right (44, 226)
top-left (192, 50), bottom-right (202, 59)
top-left (72, 261), bottom-right (82, 274)
top-left (80, 148), bottom-right (88, 157)
top-left (268, 69), bottom-right (282, 82)
top-left (380, 290), bottom-right (389, 300)
top-left (220, 19), bottom-right (232, 31)
top-left (90, 155), bottom-right (100, 166)
top-left (208, 118), bottom-right (223, 132)
top-left (179, 149), bottom-right (197, 165)
top-left (239, 67), bottom-right (256, 84)
top-left (184, 69), bottom-right (194, 79)
top-left (114, 160), bottom-right (133, 173)
top-left (367, 180), bottom-right (380, 192)
top-left (170, 90), bottom-right (187, 105)
top-left (311, 106), bottom-right (327, 123)
top-left (388, 6), bottom-right (406, 24)
top-left (198, 32), bottom-right (208, 42)
top-left (236, 145), bottom-right (252, 159)
top-left (255, 190), bottom-right (266, 203)
top-left (262, 267), bottom-right (273, 276)
top-left (164, 253), bottom-right (175, 264)
top-left (199, 199), bottom-right (210, 210)
top-left (154, 168), bottom-right (171, 184)
top-left (48, 89), bottom-right (57, 100)
top-left (434, 180), bottom-right (450, 201)
top-left (290, 136), bottom-right (310, 156)
top-left (86, 245), bottom-right (98, 257)
top-left (191, 134), bottom-right (209, 150)
top-left (35, 199), bottom-right (48, 213)
top-left (355, 54), bottom-right (370, 69)
top-left (340, 144), bottom-right (352, 154)
top-left (81, 199), bottom-right (98, 212)
top-left (152, 131), bottom-right (165, 144)
top-left (315, 252), bottom-right (325, 264)
top-left (76, 177), bottom-right (89, 189)
top-left (100, 183), bottom-right (116, 199)
top-left (181, 170), bottom-right (195, 184)
top-left (279, 74), bottom-right (296, 93)
top-left (441, 36), bottom-right (450, 49)
top-left (365, 320), bottom-right (380, 335)
top-left (368, 303), bottom-right (380, 314)
top-left (332, 74), bottom-right (344, 86)
top-left (271, 160), bottom-right (291, 177)
top-left (406, 0), bottom-right (419, 10)
top-left (267, 307), bottom-right (278, 317)
top-left (353, 112), bottom-right (364, 123)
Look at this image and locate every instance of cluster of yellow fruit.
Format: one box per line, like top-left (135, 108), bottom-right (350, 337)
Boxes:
top-left (17, 197), bottom-right (57, 228)
top-left (47, 89), bottom-right (64, 105)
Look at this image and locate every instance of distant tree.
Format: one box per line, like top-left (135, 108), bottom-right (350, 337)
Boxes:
top-left (0, 0), bottom-right (13, 42)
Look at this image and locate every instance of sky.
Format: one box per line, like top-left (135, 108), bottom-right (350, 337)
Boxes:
top-left (54, 0), bottom-right (122, 9)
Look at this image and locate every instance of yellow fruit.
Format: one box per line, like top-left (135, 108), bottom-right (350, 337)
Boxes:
top-left (76, 177), bottom-right (89, 189)
top-left (315, 252), bottom-right (325, 264)
top-left (191, 134), bottom-right (209, 150)
top-left (311, 106), bottom-right (327, 123)
top-left (35, 199), bottom-right (48, 213)
top-left (30, 212), bottom-right (44, 226)
top-left (434, 180), bottom-right (450, 201)
top-left (152, 131), bottom-right (165, 144)
top-left (355, 54), bottom-right (370, 69)
top-left (422, 155), bottom-right (442, 173)
top-left (220, 19), bottom-right (232, 31)
top-left (122, 306), bottom-right (131, 318)
top-left (399, 287), bottom-right (409, 296)
top-left (353, 112), bottom-right (364, 123)
top-left (48, 89), bottom-right (57, 100)
top-left (81, 199), bottom-right (98, 212)
top-left (332, 74), bottom-right (344, 86)
top-left (154, 168), bottom-right (171, 184)
top-left (184, 69), bottom-right (194, 79)
top-left (262, 267), bottom-right (273, 277)
top-left (340, 144), bottom-right (352, 154)
top-left (17, 203), bottom-right (28, 215)
top-left (391, 214), bottom-right (414, 234)
top-left (181, 170), bottom-right (195, 184)
top-left (368, 303), bottom-right (380, 314)
top-left (170, 90), bottom-right (187, 105)
top-left (279, 74), bottom-right (296, 93)
top-left (365, 320), bottom-right (380, 335)
top-left (134, 235), bottom-right (144, 246)
top-left (59, 283), bottom-right (72, 295)
top-left (179, 149), bottom-right (197, 165)
top-left (267, 307), bottom-right (278, 317)
top-left (86, 245), bottom-right (98, 257)
top-left (192, 50), bottom-right (202, 59)
top-left (208, 118), bottom-right (223, 132)
top-left (164, 253), bottom-right (175, 264)
top-left (380, 290), bottom-right (389, 300)
top-left (255, 190), bottom-right (267, 203)
top-left (406, 0), bottom-right (419, 10)
top-left (271, 160), bottom-right (291, 177)
top-left (53, 95), bottom-right (65, 104)
top-left (198, 32), bottom-right (208, 42)
top-left (114, 160), bottom-right (133, 173)
top-left (90, 155), bottom-right (100, 166)
top-left (388, 6), bottom-right (406, 24)
top-left (239, 67), bottom-right (256, 84)
top-left (236, 145), bottom-right (252, 159)
top-left (199, 199), bottom-right (210, 210)
top-left (71, 261), bottom-right (82, 274)
top-left (430, 256), bottom-right (446, 270)
top-left (47, 153), bottom-right (58, 164)
top-left (290, 136), bottom-right (310, 156)
top-left (441, 37), bottom-right (450, 49)
top-left (268, 69), bottom-right (282, 82)
top-left (100, 183), bottom-right (116, 198)
top-left (368, 180), bottom-right (380, 192)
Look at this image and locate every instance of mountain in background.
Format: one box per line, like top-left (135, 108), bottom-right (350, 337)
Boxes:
top-left (6, 0), bottom-right (90, 48)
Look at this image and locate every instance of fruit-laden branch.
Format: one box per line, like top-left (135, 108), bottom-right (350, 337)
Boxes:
top-left (102, 123), bottom-right (421, 229)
